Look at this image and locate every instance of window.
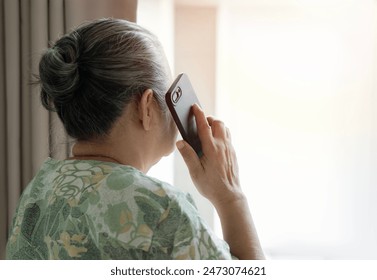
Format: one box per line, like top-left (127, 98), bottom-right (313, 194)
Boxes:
top-left (140, 0), bottom-right (377, 259)
top-left (217, 0), bottom-right (377, 259)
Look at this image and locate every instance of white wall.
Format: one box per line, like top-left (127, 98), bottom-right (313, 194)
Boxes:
top-left (137, 0), bottom-right (175, 185)
top-left (139, 0), bottom-right (377, 259)
top-left (173, 3), bottom-right (218, 230)
top-left (217, 0), bottom-right (377, 259)
top-left (138, 0), bottom-right (218, 229)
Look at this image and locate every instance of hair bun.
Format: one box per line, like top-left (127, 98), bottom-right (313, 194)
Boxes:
top-left (39, 35), bottom-right (81, 109)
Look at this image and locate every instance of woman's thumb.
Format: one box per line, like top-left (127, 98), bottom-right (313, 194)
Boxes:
top-left (176, 140), bottom-right (201, 173)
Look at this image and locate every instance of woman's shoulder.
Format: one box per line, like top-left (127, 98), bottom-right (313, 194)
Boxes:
top-left (98, 161), bottom-right (189, 203)
top-left (106, 168), bottom-right (233, 259)
top-left (29, 157), bottom-right (189, 206)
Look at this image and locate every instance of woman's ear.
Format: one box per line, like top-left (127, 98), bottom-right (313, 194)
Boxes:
top-left (138, 89), bottom-right (154, 131)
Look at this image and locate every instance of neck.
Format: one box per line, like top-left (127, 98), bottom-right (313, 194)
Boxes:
top-left (67, 103), bottom-right (166, 174)
top-left (70, 137), bottom-right (153, 173)
top-left (69, 153), bottom-right (121, 164)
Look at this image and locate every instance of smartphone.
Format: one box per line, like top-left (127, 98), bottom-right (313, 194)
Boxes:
top-left (165, 73), bottom-right (203, 157)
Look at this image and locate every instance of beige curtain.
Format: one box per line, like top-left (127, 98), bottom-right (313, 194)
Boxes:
top-left (0, 0), bottom-right (137, 260)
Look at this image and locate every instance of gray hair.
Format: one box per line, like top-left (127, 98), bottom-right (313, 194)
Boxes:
top-left (39, 18), bottom-right (171, 140)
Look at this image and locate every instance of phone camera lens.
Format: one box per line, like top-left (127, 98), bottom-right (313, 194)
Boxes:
top-left (172, 87), bottom-right (182, 104)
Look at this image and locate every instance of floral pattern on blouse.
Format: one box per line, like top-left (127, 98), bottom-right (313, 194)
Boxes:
top-left (6, 158), bottom-right (233, 260)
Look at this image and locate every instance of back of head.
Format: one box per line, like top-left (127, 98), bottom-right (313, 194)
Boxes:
top-left (39, 18), bottom-right (170, 140)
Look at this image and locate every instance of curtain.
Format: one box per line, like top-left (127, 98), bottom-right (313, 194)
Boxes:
top-left (0, 0), bottom-right (137, 260)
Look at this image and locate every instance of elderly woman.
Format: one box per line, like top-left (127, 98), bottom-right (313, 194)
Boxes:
top-left (6, 19), bottom-right (264, 260)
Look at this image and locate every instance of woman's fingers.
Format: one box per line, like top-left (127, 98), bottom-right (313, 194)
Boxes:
top-left (207, 116), bottom-right (215, 125)
top-left (192, 104), bottom-right (211, 136)
top-left (211, 120), bottom-right (227, 139)
top-left (178, 105), bottom-right (242, 205)
top-left (193, 105), bottom-right (228, 140)
top-left (192, 104), bottom-right (214, 151)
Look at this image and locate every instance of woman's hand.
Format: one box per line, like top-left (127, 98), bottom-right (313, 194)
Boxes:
top-left (177, 104), bottom-right (265, 260)
top-left (176, 104), bottom-right (244, 208)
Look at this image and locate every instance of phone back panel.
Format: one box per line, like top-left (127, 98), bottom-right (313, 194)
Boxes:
top-left (165, 73), bottom-right (202, 156)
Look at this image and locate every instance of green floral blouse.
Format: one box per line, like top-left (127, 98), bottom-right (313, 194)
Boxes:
top-left (6, 158), bottom-right (233, 260)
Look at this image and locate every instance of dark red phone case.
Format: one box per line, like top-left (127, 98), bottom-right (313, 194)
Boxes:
top-left (165, 73), bottom-right (203, 156)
